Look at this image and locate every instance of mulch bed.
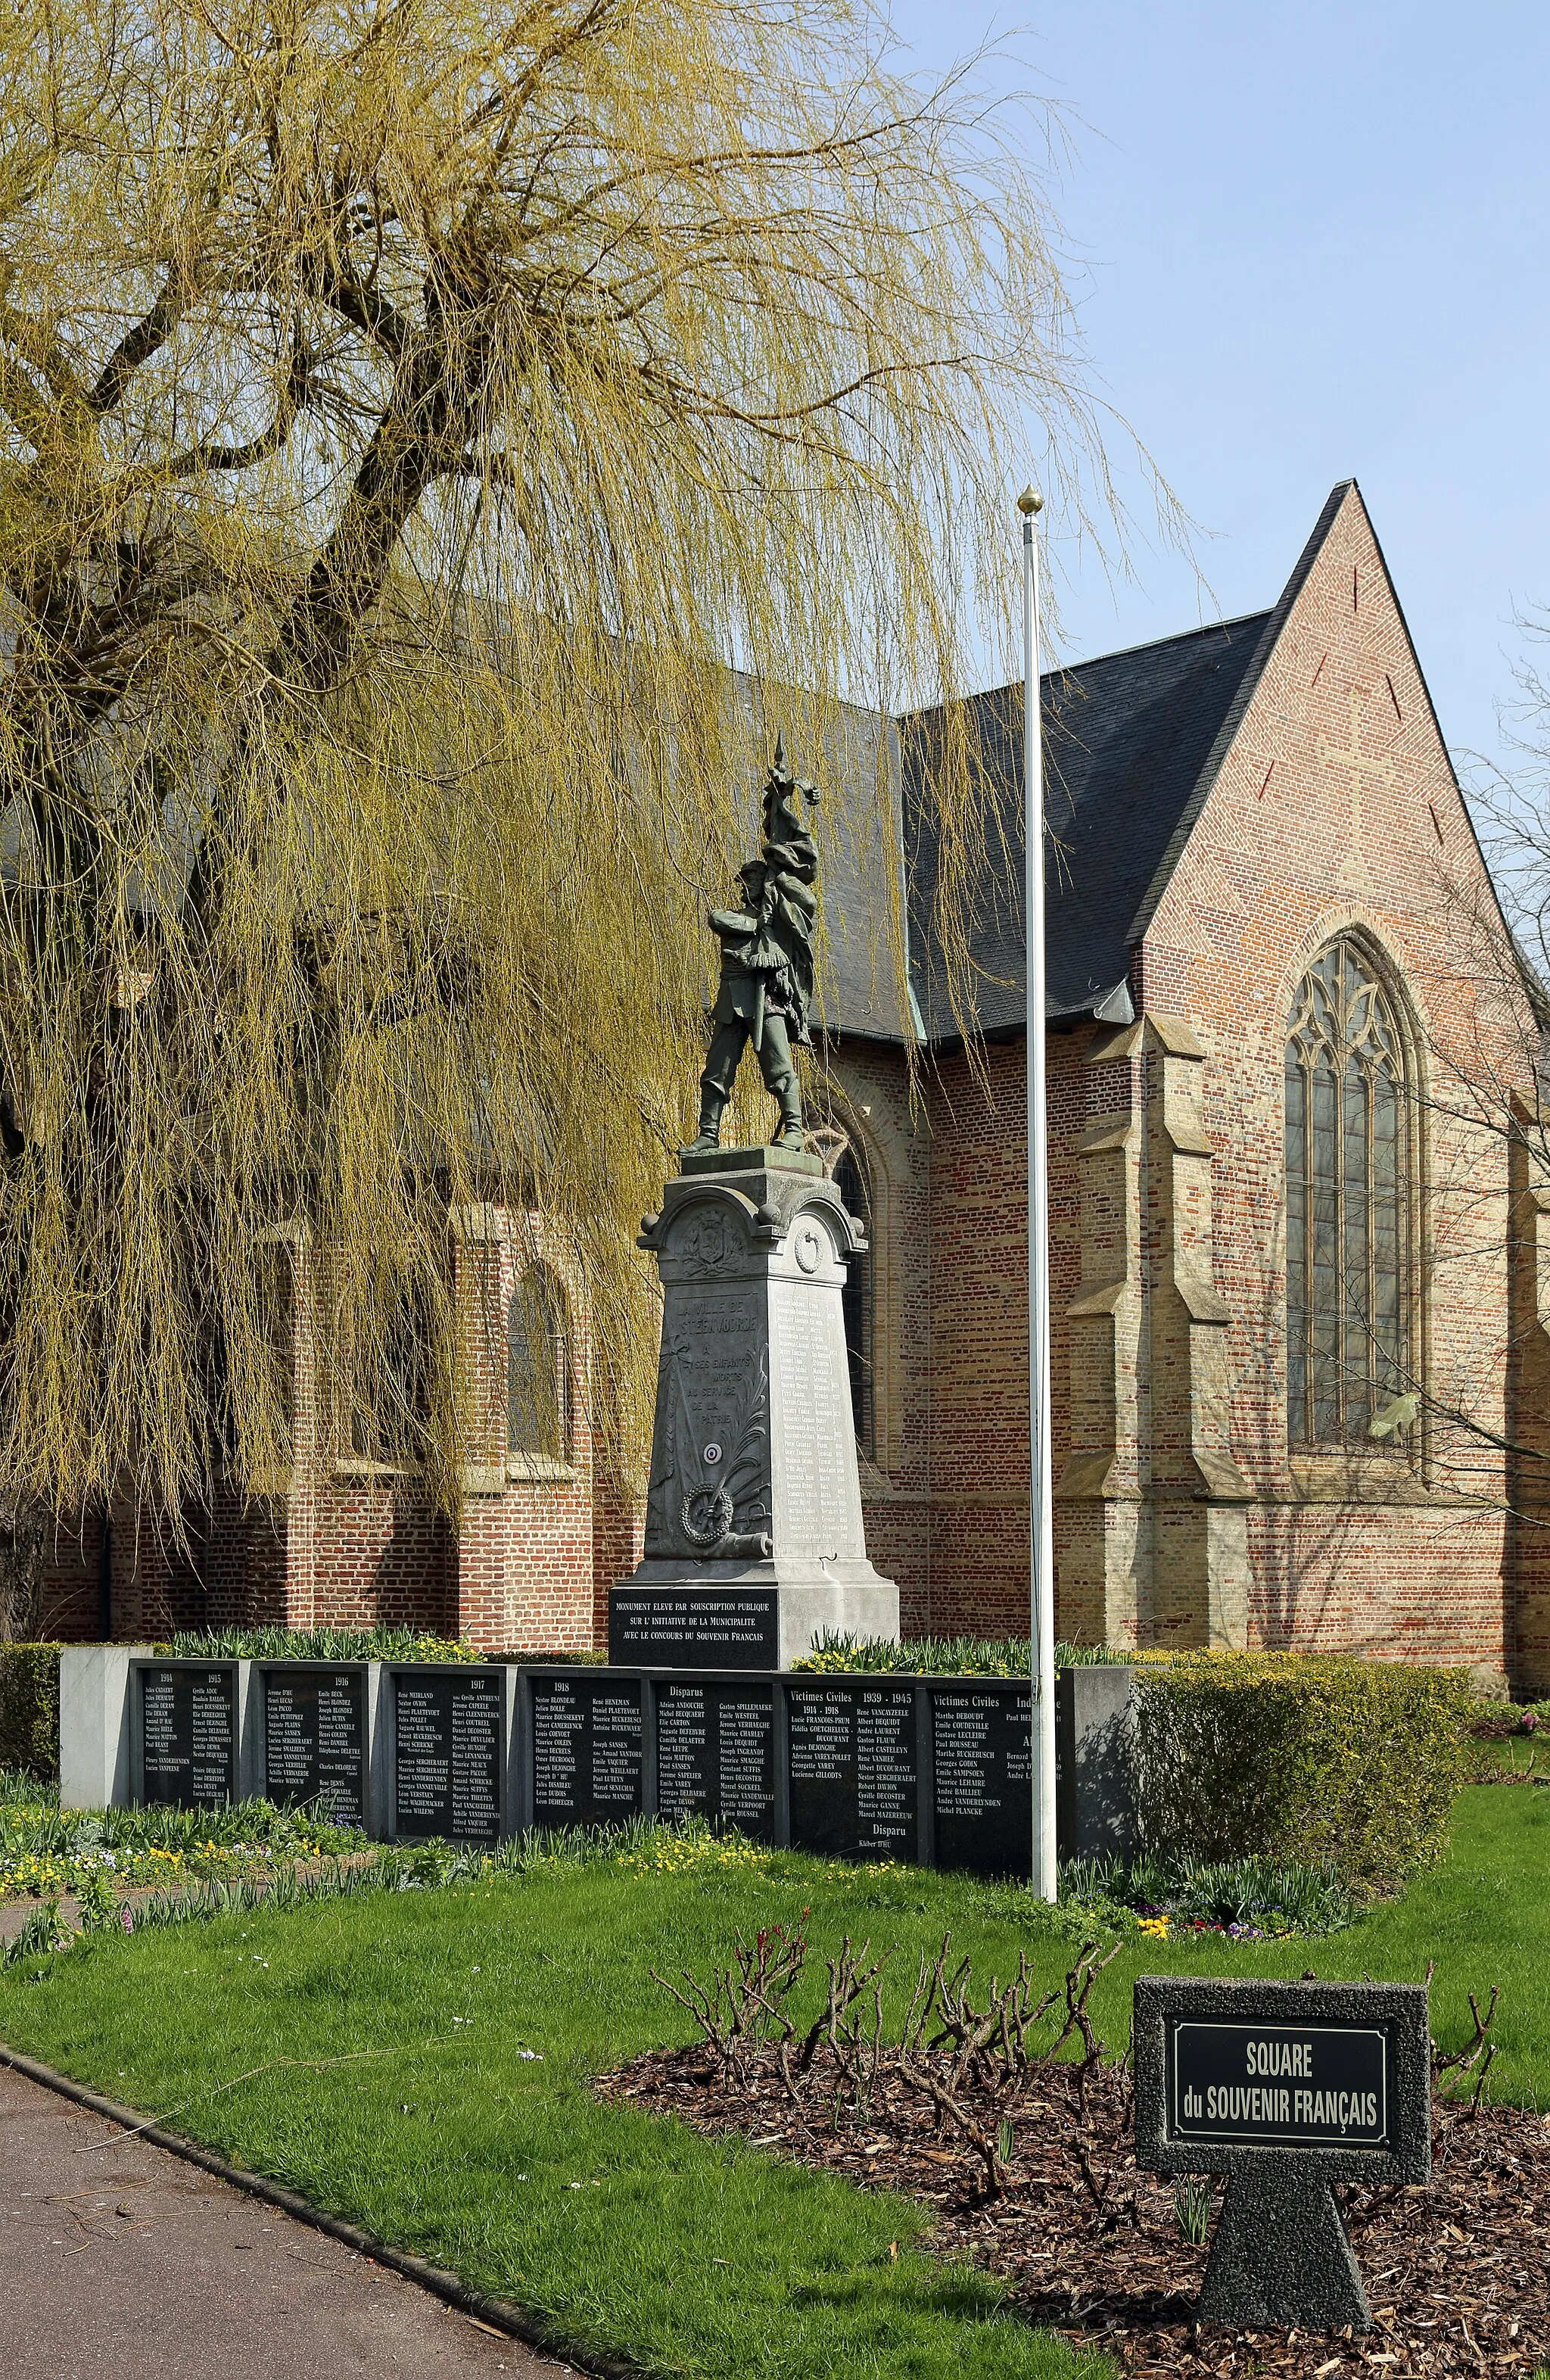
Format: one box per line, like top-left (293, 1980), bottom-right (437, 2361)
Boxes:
top-left (598, 2042), bottom-right (1550, 2375)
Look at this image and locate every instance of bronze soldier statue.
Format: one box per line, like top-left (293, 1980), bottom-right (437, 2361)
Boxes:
top-left (686, 737), bottom-right (819, 1155)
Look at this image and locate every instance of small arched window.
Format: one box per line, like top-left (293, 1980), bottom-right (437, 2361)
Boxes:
top-left (507, 1266), bottom-right (572, 1463)
top-left (1285, 939), bottom-right (1410, 1446)
top-left (833, 1142), bottom-right (875, 1461)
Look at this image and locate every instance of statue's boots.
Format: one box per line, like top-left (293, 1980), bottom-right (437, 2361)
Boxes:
top-left (769, 1073), bottom-right (805, 1153)
top-left (683, 1079), bottom-right (727, 1156)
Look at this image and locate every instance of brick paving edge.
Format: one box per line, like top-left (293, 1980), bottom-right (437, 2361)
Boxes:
top-left (0, 2041), bottom-right (639, 2380)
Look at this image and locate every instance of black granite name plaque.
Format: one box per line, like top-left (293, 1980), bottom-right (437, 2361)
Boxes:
top-left (1171, 2020), bottom-right (1388, 2151)
top-left (139, 1665), bottom-right (238, 1808)
top-left (262, 1666), bottom-right (368, 1828)
top-left (1134, 1977), bottom-right (1431, 2337)
top-left (655, 1680), bottom-right (775, 1840)
top-left (392, 1669), bottom-right (503, 1844)
top-left (608, 1587), bottom-right (778, 1669)
top-left (531, 1674), bottom-right (644, 1829)
top-left (787, 1680), bottom-right (917, 1861)
top-left (930, 1682), bottom-right (1032, 1877)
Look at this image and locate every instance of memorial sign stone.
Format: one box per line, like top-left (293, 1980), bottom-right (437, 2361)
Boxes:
top-left (531, 1674), bottom-right (644, 1830)
top-left (609, 1588), bottom-right (778, 1669)
top-left (392, 1668), bottom-right (503, 1843)
top-left (1134, 1977), bottom-right (1430, 2335)
top-left (787, 1679), bottom-right (917, 1860)
top-left (654, 1679), bottom-right (775, 1838)
top-left (139, 1663), bottom-right (238, 1808)
top-left (929, 1682), bottom-right (1032, 1877)
top-left (261, 1666), bottom-right (368, 1827)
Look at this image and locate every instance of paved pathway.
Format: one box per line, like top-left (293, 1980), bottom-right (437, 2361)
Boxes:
top-left (0, 2063), bottom-right (576, 2379)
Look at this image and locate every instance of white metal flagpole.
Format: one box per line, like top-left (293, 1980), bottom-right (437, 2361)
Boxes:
top-left (1019, 482), bottom-right (1058, 1903)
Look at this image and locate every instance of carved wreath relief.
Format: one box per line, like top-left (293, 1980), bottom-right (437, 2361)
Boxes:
top-left (644, 1279), bottom-right (773, 1561)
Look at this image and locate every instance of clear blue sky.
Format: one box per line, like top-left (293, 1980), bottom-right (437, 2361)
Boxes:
top-left (886, 0), bottom-right (1548, 774)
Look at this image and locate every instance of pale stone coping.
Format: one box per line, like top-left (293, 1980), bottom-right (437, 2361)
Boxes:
top-left (1075, 1115), bottom-right (1135, 1154)
top-left (1054, 1452), bottom-right (1119, 1500)
top-left (1087, 1013), bottom-right (1206, 1065)
top-left (1161, 1117), bottom-right (1214, 1155)
top-left (330, 1457), bottom-right (425, 1484)
top-left (1190, 1450), bottom-right (1255, 1503)
top-left (1066, 1276), bottom-right (1128, 1318)
top-left (1173, 1271), bottom-right (1231, 1325)
top-left (504, 1453), bottom-right (578, 1484)
top-left (459, 1456), bottom-right (578, 1491)
top-left (1087, 1020), bottom-right (1144, 1064)
top-left (1146, 1014), bottom-right (1206, 1059)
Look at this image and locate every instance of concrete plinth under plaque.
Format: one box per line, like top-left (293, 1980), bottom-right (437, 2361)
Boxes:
top-left (1196, 2162), bottom-right (1370, 2332)
top-left (612, 1145), bottom-right (898, 1669)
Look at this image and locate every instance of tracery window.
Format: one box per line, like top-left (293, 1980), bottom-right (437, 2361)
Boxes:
top-left (833, 1142), bottom-right (875, 1461)
top-left (507, 1266), bottom-right (572, 1463)
top-left (1284, 939), bottom-right (1410, 1446)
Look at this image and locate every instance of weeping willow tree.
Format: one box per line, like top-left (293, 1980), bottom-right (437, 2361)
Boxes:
top-left (0, 0), bottom-right (1113, 1528)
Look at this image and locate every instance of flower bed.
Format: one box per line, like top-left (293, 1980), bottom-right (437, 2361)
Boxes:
top-left (0, 1777), bottom-right (362, 1904)
top-left (603, 1929), bottom-right (1547, 2378)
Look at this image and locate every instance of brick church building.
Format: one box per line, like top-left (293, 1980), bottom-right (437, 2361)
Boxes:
top-left (38, 482), bottom-right (1550, 1690)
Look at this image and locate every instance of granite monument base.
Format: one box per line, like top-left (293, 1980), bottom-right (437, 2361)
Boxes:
top-left (610, 1567), bottom-right (900, 1670)
top-left (623, 1141), bottom-right (899, 1670)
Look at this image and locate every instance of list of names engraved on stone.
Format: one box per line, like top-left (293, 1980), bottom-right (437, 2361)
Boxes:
top-left (393, 1672), bottom-right (503, 1844)
top-left (589, 1690), bottom-right (642, 1808)
top-left (656, 1685), bottom-right (710, 1815)
top-left (262, 1668), bottom-right (366, 1827)
top-left (854, 1687), bottom-right (916, 1855)
top-left (140, 1666), bottom-right (236, 1809)
top-left (772, 1289), bottom-right (851, 1555)
top-left (930, 1684), bottom-right (1031, 1877)
top-left (716, 1693), bottom-right (773, 1833)
top-left (531, 1678), bottom-right (642, 1827)
top-left (532, 1680), bottom-right (584, 1815)
top-left (655, 1684), bottom-right (773, 1836)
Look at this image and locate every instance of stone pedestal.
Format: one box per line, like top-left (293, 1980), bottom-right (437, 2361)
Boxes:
top-left (610, 1145), bottom-right (899, 1669)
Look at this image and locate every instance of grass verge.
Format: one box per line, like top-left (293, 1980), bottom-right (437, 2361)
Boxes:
top-left (0, 1787), bottom-right (1543, 2380)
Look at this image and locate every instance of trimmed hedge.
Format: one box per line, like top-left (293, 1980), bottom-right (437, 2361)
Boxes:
top-left (0, 1642), bottom-right (62, 1780)
top-left (1133, 1653), bottom-right (1473, 1893)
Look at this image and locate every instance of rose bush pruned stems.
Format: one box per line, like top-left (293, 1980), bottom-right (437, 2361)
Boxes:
top-left (655, 1927), bottom-right (1123, 2204)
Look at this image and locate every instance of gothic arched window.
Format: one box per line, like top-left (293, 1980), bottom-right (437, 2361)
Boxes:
top-left (1285, 939), bottom-right (1410, 1446)
top-left (508, 1266), bottom-right (572, 1463)
top-left (833, 1142), bottom-right (875, 1461)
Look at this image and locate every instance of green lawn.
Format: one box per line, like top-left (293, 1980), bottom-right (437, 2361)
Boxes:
top-left (0, 1787), bottom-right (1545, 2380)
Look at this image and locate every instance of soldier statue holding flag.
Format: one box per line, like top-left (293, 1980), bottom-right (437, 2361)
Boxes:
top-left (685, 737), bottom-right (820, 1156)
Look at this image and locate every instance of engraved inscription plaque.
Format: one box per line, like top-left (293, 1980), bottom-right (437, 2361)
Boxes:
top-left (261, 1667), bottom-right (368, 1827)
top-left (770, 1273), bottom-right (855, 1557)
top-left (655, 1681), bottom-right (775, 1840)
top-left (930, 1682), bottom-right (1032, 1877)
top-left (787, 1680), bottom-right (917, 1861)
top-left (139, 1665), bottom-right (238, 1808)
top-left (392, 1670), bottom-right (503, 1844)
top-left (608, 1587), bottom-right (778, 1668)
top-left (531, 1674), bottom-right (644, 1829)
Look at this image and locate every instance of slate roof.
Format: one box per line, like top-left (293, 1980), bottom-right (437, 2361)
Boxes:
top-left (859, 481), bottom-right (1362, 1046)
top-left (895, 611), bottom-right (1274, 1041)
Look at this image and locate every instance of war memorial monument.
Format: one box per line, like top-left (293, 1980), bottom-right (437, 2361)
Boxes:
top-left (608, 739), bottom-right (901, 1670)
